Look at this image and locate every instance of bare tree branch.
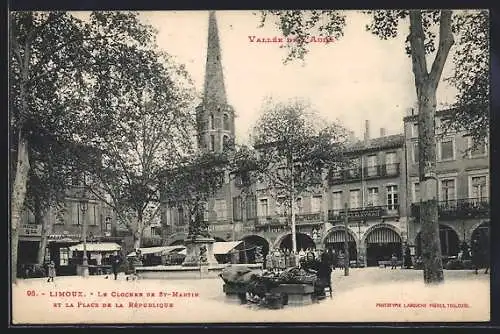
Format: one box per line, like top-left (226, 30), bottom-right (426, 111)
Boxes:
top-left (429, 10), bottom-right (455, 89)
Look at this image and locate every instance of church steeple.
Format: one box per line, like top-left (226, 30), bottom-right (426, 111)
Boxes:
top-left (196, 11), bottom-right (235, 153)
top-left (203, 11), bottom-right (227, 105)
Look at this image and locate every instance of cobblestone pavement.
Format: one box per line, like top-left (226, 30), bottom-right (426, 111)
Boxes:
top-left (12, 268), bottom-right (490, 324)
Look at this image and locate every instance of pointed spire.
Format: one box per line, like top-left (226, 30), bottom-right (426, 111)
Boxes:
top-left (203, 11), bottom-right (227, 105)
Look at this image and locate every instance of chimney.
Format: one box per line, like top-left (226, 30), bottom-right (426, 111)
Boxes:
top-left (405, 107), bottom-right (414, 116)
top-left (364, 120), bottom-right (370, 142)
top-left (380, 127), bottom-right (386, 137)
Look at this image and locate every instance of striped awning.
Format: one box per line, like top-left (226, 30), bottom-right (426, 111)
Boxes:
top-left (366, 228), bottom-right (401, 244)
top-left (325, 230), bottom-right (355, 243)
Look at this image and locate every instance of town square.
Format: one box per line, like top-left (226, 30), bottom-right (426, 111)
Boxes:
top-left (9, 9), bottom-right (490, 324)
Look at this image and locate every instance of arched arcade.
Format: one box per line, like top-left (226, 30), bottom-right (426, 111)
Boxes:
top-left (322, 227), bottom-right (357, 263)
top-left (415, 224), bottom-right (460, 258)
top-left (363, 224), bottom-right (402, 267)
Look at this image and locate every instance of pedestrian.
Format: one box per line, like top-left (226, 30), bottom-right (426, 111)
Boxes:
top-left (331, 249), bottom-right (338, 270)
top-left (319, 252), bottom-right (333, 298)
top-left (47, 261), bottom-right (56, 282)
top-left (271, 248), bottom-right (280, 273)
top-left (482, 232), bottom-right (490, 275)
top-left (338, 251), bottom-right (345, 270)
top-left (391, 253), bottom-right (398, 269)
top-left (265, 252), bottom-right (273, 270)
top-left (471, 239), bottom-right (481, 275)
top-left (299, 248), bottom-right (306, 260)
top-left (404, 246), bottom-right (412, 269)
top-left (112, 253), bottom-right (121, 280)
top-left (284, 249), bottom-right (290, 268)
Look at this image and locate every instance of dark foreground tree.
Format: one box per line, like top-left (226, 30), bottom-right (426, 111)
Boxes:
top-left (9, 11), bottom-right (159, 283)
top-left (258, 9), bottom-right (488, 283)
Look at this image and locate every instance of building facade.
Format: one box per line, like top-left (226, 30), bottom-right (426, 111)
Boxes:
top-left (160, 11), bottom-right (489, 267)
top-left (162, 121), bottom-right (410, 267)
top-left (403, 108), bottom-right (490, 258)
top-left (18, 184), bottom-right (122, 276)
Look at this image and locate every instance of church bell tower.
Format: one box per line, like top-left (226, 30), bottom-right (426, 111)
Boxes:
top-left (196, 11), bottom-right (236, 153)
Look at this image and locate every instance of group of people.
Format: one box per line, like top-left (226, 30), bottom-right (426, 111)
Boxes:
top-left (264, 248), bottom-right (346, 273)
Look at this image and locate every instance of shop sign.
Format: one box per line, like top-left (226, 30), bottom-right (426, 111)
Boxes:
top-left (20, 224), bottom-right (42, 237)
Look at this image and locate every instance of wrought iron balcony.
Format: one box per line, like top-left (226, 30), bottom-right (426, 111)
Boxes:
top-left (255, 212), bottom-right (323, 226)
top-left (328, 163), bottom-right (401, 185)
top-left (257, 216), bottom-right (288, 226)
top-left (295, 212), bottom-right (322, 224)
top-left (328, 205), bottom-right (399, 222)
top-left (410, 198), bottom-right (490, 220)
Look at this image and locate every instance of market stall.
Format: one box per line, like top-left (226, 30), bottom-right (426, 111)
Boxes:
top-left (68, 242), bottom-right (122, 275)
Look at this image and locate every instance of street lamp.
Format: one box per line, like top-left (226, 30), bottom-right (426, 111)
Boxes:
top-left (80, 187), bottom-right (89, 278)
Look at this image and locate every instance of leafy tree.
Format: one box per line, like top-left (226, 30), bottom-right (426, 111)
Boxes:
top-left (160, 152), bottom-right (229, 241)
top-left (9, 11), bottom-right (158, 283)
top-left (443, 10), bottom-right (489, 148)
top-left (258, 9), bottom-right (488, 283)
top-left (79, 48), bottom-right (197, 251)
top-left (251, 97), bottom-right (349, 254)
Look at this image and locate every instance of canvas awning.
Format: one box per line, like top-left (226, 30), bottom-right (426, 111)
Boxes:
top-left (69, 242), bottom-right (121, 252)
top-left (366, 228), bottom-right (401, 244)
top-left (213, 241), bottom-right (243, 255)
top-left (127, 246), bottom-right (186, 257)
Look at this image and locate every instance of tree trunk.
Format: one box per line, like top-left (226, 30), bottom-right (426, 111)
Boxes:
top-left (35, 197), bottom-right (51, 265)
top-left (133, 216), bottom-right (143, 250)
top-left (418, 83), bottom-right (444, 284)
top-left (11, 132), bottom-right (30, 284)
top-left (409, 10), bottom-right (453, 284)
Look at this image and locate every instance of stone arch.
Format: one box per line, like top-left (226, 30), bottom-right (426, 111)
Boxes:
top-left (362, 223), bottom-right (403, 267)
top-left (321, 226), bottom-right (359, 245)
top-left (273, 232), bottom-right (315, 250)
top-left (321, 225), bottom-right (358, 264)
top-left (469, 220), bottom-right (490, 241)
top-left (239, 233), bottom-right (272, 247)
top-left (413, 222), bottom-right (462, 244)
top-left (240, 234), bottom-right (271, 263)
top-left (414, 224), bottom-right (460, 257)
top-left (361, 223), bottom-right (402, 246)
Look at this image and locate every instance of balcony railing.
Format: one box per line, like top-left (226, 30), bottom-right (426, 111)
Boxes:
top-left (295, 212), bottom-right (323, 224)
top-left (329, 163), bottom-right (400, 185)
top-left (328, 205), bottom-right (400, 222)
top-left (411, 198), bottom-right (490, 220)
top-left (255, 212), bottom-right (323, 227)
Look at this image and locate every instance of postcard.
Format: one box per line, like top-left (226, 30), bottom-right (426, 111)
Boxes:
top-left (10, 9), bottom-right (490, 324)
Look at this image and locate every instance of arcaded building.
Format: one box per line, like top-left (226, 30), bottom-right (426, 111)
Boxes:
top-left (403, 108), bottom-right (490, 258)
top-left (161, 11), bottom-right (489, 267)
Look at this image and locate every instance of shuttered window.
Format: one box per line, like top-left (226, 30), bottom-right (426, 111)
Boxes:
top-left (233, 196), bottom-right (242, 221)
top-left (246, 195), bottom-right (257, 219)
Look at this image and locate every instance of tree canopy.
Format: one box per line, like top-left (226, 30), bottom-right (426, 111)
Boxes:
top-left (252, 97), bottom-right (349, 206)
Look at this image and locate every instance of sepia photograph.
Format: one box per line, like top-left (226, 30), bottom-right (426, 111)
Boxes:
top-left (9, 9), bottom-right (491, 324)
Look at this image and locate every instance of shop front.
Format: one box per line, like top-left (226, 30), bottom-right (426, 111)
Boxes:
top-left (364, 225), bottom-right (402, 267)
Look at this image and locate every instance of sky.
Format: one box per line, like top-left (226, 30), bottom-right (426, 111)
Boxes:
top-left (138, 10), bottom-right (458, 144)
